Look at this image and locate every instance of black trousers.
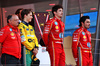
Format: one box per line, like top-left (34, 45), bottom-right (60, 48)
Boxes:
top-left (1, 53), bottom-right (20, 66)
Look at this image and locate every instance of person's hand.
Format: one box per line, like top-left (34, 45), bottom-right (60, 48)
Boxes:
top-left (32, 48), bottom-right (38, 55)
top-left (75, 58), bottom-right (78, 62)
top-left (75, 58), bottom-right (78, 66)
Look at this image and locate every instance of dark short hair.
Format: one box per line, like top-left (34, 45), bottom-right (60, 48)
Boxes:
top-left (15, 8), bottom-right (23, 15)
top-left (79, 16), bottom-right (90, 27)
top-left (7, 15), bottom-right (12, 23)
top-left (21, 9), bottom-right (32, 20)
top-left (52, 5), bottom-right (63, 16)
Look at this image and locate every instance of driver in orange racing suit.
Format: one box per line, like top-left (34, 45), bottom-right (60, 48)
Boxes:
top-left (72, 16), bottom-right (93, 66)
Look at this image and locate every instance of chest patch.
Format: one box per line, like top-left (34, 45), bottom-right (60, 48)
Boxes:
top-left (83, 35), bottom-right (86, 39)
top-left (59, 33), bottom-right (63, 38)
top-left (55, 26), bottom-right (59, 29)
top-left (11, 32), bottom-right (14, 36)
top-left (82, 32), bottom-right (85, 35)
top-left (87, 42), bottom-right (91, 48)
top-left (54, 22), bottom-right (58, 25)
top-left (11, 37), bottom-right (15, 39)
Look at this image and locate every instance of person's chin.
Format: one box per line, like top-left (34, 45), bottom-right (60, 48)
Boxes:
top-left (87, 27), bottom-right (90, 29)
top-left (60, 16), bottom-right (62, 18)
top-left (16, 24), bottom-right (18, 27)
top-left (29, 21), bottom-right (32, 22)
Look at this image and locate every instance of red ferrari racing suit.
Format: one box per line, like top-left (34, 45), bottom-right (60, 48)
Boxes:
top-left (43, 17), bottom-right (65, 66)
top-left (0, 23), bottom-right (21, 59)
top-left (72, 27), bottom-right (93, 66)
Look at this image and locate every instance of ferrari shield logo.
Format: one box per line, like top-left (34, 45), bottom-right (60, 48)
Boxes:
top-left (55, 26), bottom-right (58, 29)
top-left (83, 36), bottom-right (86, 39)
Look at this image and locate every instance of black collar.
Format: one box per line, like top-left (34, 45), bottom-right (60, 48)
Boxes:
top-left (22, 21), bottom-right (29, 26)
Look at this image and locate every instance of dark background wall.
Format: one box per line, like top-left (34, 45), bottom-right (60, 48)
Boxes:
top-left (1, 0), bottom-right (56, 7)
top-left (0, 0), bottom-right (2, 29)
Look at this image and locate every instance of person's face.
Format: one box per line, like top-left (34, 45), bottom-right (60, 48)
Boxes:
top-left (82, 19), bottom-right (90, 29)
top-left (9, 15), bottom-right (19, 27)
top-left (54, 8), bottom-right (63, 18)
top-left (25, 12), bottom-right (33, 22)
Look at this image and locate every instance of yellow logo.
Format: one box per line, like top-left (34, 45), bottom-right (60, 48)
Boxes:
top-left (11, 32), bottom-right (14, 36)
top-left (83, 36), bottom-right (86, 39)
top-left (55, 26), bottom-right (58, 29)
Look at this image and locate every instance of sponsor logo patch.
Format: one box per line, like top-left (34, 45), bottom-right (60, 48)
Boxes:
top-left (83, 36), bottom-right (86, 39)
top-left (55, 26), bottom-right (58, 29)
top-left (10, 28), bottom-right (12, 31)
top-left (87, 42), bottom-right (91, 48)
top-left (11, 37), bottom-right (15, 39)
top-left (54, 22), bottom-right (58, 25)
top-left (82, 32), bottom-right (85, 35)
top-left (59, 33), bottom-right (63, 38)
top-left (11, 32), bottom-right (14, 36)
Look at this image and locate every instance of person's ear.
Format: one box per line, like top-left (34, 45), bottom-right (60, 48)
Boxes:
top-left (81, 22), bottom-right (84, 25)
top-left (24, 14), bottom-right (27, 18)
top-left (54, 11), bottom-right (56, 15)
top-left (8, 19), bottom-right (11, 23)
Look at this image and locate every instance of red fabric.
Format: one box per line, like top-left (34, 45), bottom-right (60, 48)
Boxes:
top-left (43, 17), bottom-right (65, 66)
top-left (72, 27), bottom-right (93, 66)
top-left (0, 24), bottom-right (21, 59)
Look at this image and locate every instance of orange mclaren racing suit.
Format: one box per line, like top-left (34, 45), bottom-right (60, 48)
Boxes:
top-left (43, 17), bottom-right (65, 66)
top-left (72, 27), bottom-right (93, 66)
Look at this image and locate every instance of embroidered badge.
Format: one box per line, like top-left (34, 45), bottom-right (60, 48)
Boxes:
top-left (59, 33), bottom-right (63, 38)
top-left (54, 22), bottom-right (58, 25)
top-left (26, 29), bottom-right (29, 31)
top-left (10, 28), bottom-right (12, 31)
top-left (11, 37), bottom-right (15, 39)
top-left (83, 35), bottom-right (86, 39)
top-left (87, 42), bottom-right (91, 48)
top-left (55, 26), bottom-right (58, 29)
top-left (11, 32), bottom-right (14, 36)
top-left (82, 32), bottom-right (85, 35)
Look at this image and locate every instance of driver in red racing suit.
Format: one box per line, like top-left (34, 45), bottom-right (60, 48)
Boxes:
top-left (42, 5), bottom-right (65, 66)
top-left (72, 16), bottom-right (93, 66)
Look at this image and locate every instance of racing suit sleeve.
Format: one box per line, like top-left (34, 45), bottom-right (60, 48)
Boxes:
top-left (33, 30), bottom-right (39, 48)
top-left (42, 20), bottom-right (52, 46)
top-left (0, 28), bottom-right (8, 57)
top-left (0, 28), bottom-right (8, 43)
top-left (72, 31), bottom-right (80, 61)
top-left (18, 26), bottom-right (34, 51)
top-left (34, 36), bottom-right (39, 48)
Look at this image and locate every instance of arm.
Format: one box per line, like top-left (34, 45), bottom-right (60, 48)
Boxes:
top-left (0, 28), bottom-right (8, 57)
top-left (18, 26), bottom-right (34, 51)
top-left (42, 21), bottom-right (52, 46)
top-left (32, 30), bottom-right (39, 55)
top-left (34, 35), bottom-right (39, 48)
top-left (72, 32), bottom-right (80, 62)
